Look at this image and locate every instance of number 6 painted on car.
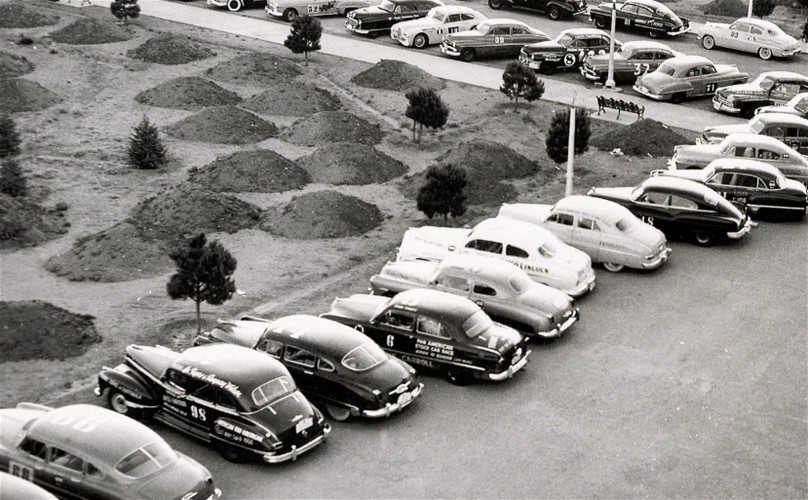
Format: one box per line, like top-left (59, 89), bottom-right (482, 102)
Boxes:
top-left (386, 335), bottom-right (394, 347)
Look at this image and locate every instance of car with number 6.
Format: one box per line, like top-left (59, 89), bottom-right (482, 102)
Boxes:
top-left (265, 0), bottom-right (371, 22)
top-left (391, 5), bottom-right (486, 48)
top-left (633, 55), bottom-right (748, 103)
top-left (440, 18), bottom-right (549, 62)
top-left (96, 343), bottom-right (331, 464)
top-left (588, 0), bottom-right (689, 39)
top-left (580, 40), bottom-right (679, 83)
top-left (519, 28), bottom-right (621, 74)
top-left (0, 403), bottom-right (221, 500)
top-left (697, 17), bottom-right (800, 60)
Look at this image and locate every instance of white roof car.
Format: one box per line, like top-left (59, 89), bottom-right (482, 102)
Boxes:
top-left (391, 6), bottom-right (486, 48)
top-left (697, 17), bottom-right (800, 60)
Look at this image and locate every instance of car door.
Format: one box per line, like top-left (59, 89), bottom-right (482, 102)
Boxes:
top-left (667, 194), bottom-right (708, 235)
top-left (633, 4), bottom-right (656, 30)
top-left (468, 280), bottom-right (498, 311)
top-left (160, 368), bottom-right (201, 436)
top-left (282, 346), bottom-right (320, 396)
top-left (745, 24), bottom-right (764, 52)
top-left (570, 215), bottom-right (603, 261)
top-left (489, 26), bottom-right (512, 57)
top-left (11, 437), bottom-right (50, 493)
top-left (394, 3), bottom-right (418, 23)
top-left (510, 26), bottom-right (535, 56)
top-left (725, 21), bottom-right (749, 51)
top-left (443, 13), bottom-right (463, 36)
top-left (371, 309), bottom-right (419, 361)
top-left (632, 190), bottom-right (674, 232)
top-left (544, 211), bottom-right (575, 244)
top-left (630, 50), bottom-right (654, 78)
top-left (769, 81), bottom-right (804, 105)
top-left (412, 314), bottom-right (466, 367)
top-left (619, 3), bottom-right (639, 28)
top-left (45, 445), bottom-right (86, 500)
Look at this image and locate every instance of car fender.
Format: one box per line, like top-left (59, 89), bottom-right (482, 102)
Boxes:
top-left (662, 80), bottom-right (694, 96)
top-left (98, 365), bottom-right (157, 406)
top-left (212, 416), bottom-right (275, 451)
top-left (547, 0), bottom-right (575, 12)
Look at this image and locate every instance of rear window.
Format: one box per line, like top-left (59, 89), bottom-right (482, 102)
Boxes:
top-left (342, 343), bottom-right (386, 372)
top-left (656, 61), bottom-right (675, 76)
top-left (115, 441), bottom-right (176, 478)
top-left (251, 376), bottom-right (296, 408)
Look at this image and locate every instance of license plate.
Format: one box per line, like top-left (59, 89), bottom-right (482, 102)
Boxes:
top-left (398, 392), bottom-right (412, 405)
top-left (295, 416), bottom-right (313, 433)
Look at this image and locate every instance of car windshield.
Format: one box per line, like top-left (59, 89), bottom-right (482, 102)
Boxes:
top-left (615, 216), bottom-right (639, 232)
top-left (508, 272), bottom-right (533, 293)
top-left (251, 375), bottom-right (296, 408)
top-left (474, 21), bottom-right (493, 33)
top-left (378, 0), bottom-right (396, 12)
top-left (342, 343), bottom-right (386, 372)
top-left (655, 61), bottom-right (676, 76)
top-left (748, 117), bottom-right (766, 134)
top-left (556, 33), bottom-right (574, 47)
top-left (461, 309), bottom-right (494, 339)
top-left (115, 440), bottom-right (177, 478)
top-left (429, 9), bottom-right (445, 21)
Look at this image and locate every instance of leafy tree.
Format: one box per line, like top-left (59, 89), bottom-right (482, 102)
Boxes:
top-left (500, 62), bottom-right (545, 112)
top-left (0, 113), bottom-right (21, 159)
top-left (110, 0), bottom-right (140, 25)
top-left (545, 108), bottom-right (591, 164)
top-left (405, 87), bottom-right (450, 143)
top-left (128, 116), bottom-right (167, 170)
top-left (752, 0), bottom-right (776, 18)
top-left (0, 158), bottom-right (27, 198)
top-left (416, 163), bottom-right (467, 223)
top-left (284, 15), bottom-right (322, 66)
top-left (167, 233), bottom-right (237, 335)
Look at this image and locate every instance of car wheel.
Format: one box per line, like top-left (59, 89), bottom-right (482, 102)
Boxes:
top-left (283, 8), bottom-right (298, 22)
top-left (547, 5), bottom-right (562, 20)
top-left (107, 389), bottom-right (132, 416)
top-left (648, 29), bottom-right (660, 39)
top-left (446, 367), bottom-right (474, 386)
top-left (758, 47), bottom-right (772, 60)
top-left (460, 48), bottom-right (476, 62)
top-left (413, 33), bottom-right (428, 49)
top-left (701, 35), bottom-right (715, 50)
top-left (227, 0), bottom-right (243, 11)
top-left (219, 444), bottom-right (244, 463)
top-left (694, 232), bottom-right (715, 246)
top-left (603, 262), bottom-right (625, 273)
top-left (488, 0), bottom-right (504, 10)
top-left (594, 17), bottom-right (608, 29)
top-left (325, 404), bottom-right (352, 422)
top-left (739, 106), bottom-right (755, 119)
top-left (671, 92), bottom-right (686, 104)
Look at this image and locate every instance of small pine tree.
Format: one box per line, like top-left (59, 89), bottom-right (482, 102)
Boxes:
top-left (284, 15), bottom-right (322, 66)
top-left (416, 163), bottom-right (467, 223)
top-left (802, 18), bottom-right (808, 41)
top-left (500, 62), bottom-right (545, 112)
top-left (0, 158), bottom-right (27, 198)
top-left (405, 87), bottom-right (450, 143)
top-left (128, 116), bottom-right (167, 170)
top-left (545, 108), bottom-right (592, 164)
top-left (0, 113), bottom-right (21, 159)
top-left (752, 0), bottom-right (776, 18)
top-left (166, 233), bottom-right (238, 335)
top-left (110, 0), bottom-right (140, 25)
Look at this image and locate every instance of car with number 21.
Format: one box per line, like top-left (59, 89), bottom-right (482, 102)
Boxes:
top-left (633, 55), bottom-right (748, 103)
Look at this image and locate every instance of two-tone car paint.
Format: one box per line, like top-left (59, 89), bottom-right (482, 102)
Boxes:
top-left (633, 55), bottom-right (748, 102)
top-left (440, 18), bottom-right (549, 62)
top-left (208, 0), bottom-right (265, 12)
top-left (345, 0), bottom-right (443, 36)
top-left (580, 40), bottom-right (679, 83)
top-left (698, 17), bottom-right (801, 60)
top-left (486, 0), bottom-right (587, 20)
top-left (391, 5), bottom-right (485, 48)
top-left (588, 0), bottom-right (689, 38)
top-left (699, 112), bottom-right (808, 155)
top-left (519, 28), bottom-right (619, 73)
top-left (266, 0), bottom-right (371, 22)
top-left (713, 72), bottom-right (808, 118)
top-left (755, 92), bottom-right (808, 119)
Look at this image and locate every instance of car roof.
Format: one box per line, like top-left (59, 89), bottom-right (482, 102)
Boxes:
top-left (706, 158), bottom-right (783, 179)
top-left (482, 18), bottom-right (531, 27)
top-left (752, 112), bottom-right (808, 127)
top-left (387, 289), bottom-right (481, 320)
top-left (723, 132), bottom-right (795, 150)
top-left (173, 343), bottom-right (289, 393)
top-left (732, 17), bottom-right (783, 30)
top-left (552, 195), bottom-right (635, 223)
top-left (664, 55), bottom-right (712, 67)
top-left (263, 315), bottom-right (375, 356)
top-left (470, 217), bottom-right (555, 248)
top-left (620, 0), bottom-right (667, 8)
top-left (621, 40), bottom-right (674, 51)
top-left (558, 28), bottom-right (609, 37)
top-left (430, 5), bottom-right (479, 14)
top-left (757, 71), bottom-right (808, 81)
top-left (640, 175), bottom-right (721, 199)
top-left (438, 254), bottom-right (525, 283)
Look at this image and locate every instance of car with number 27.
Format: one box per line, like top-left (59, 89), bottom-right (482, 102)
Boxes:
top-left (633, 55), bottom-right (748, 103)
top-left (440, 18), bottom-right (549, 61)
top-left (391, 5), bottom-right (485, 48)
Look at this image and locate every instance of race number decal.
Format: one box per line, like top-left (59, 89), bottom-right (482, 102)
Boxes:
top-left (564, 53), bottom-right (577, 66)
top-left (448, 26), bottom-right (458, 33)
top-left (386, 335), bottom-right (394, 347)
top-left (308, 5), bottom-right (318, 12)
top-left (494, 36), bottom-right (505, 43)
top-left (705, 83), bottom-right (717, 93)
top-left (190, 405), bottom-right (207, 422)
top-left (634, 63), bottom-right (650, 75)
top-left (9, 462), bottom-right (34, 481)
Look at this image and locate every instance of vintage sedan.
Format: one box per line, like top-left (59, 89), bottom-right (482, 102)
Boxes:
top-left (96, 343), bottom-right (331, 463)
top-left (756, 92), bottom-right (808, 119)
top-left (396, 217), bottom-right (596, 297)
top-left (498, 196), bottom-right (671, 272)
top-left (487, 0), bottom-right (587, 20)
top-left (370, 254), bottom-right (579, 339)
top-left (440, 19), bottom-right (549, 62)
top-left (345, 0), bottom-right (443, 37)
top-left (653, 158), bottom-right (808, 219)
top-left (713, 72), bottom-right (808, 118)
top-left (391, 5), bottom-right (485, 48)
top-left (519, 28), bottom-right (620, 73)
top-left (321, 289), bottom-right (530, 385)
top-left (266, 0), bottom-right (370, 22)
top-left (588, 176), bottom-right (755, 245)
top-left (669, 133), bottom-right (808, 186)
top-left (192, 315), bottom-right (423, 422)
top-left (699, 112), bottom-right (808, 155)
top-left (0, 472), bottom-right (57, 499)
top-left (633, 55), bottom-right (748, 102)
top-left (589, 0), bottom-right (689, 38)
top-left (0, 403), bottom-right (220, 500)
top-left (698, 17), bottom-right (801, 60)
top-left (208, 0), bottom-right (264, 12)
top-left (580, 40), bottom-right (679, 83)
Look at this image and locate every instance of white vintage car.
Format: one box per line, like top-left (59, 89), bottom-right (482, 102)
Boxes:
top-left (391, 5), bottom-right (486, 48)
top-left (697, 17), bottom-right (801, 60)
top-left (755, 92), bottom-right (808, 119)
top-left (265, 0), bottom-right (371, 22)
top-left (396, 218), bottom-right (596, 297)
top-left (498, 196), bottom-right (671, 273)
top-left (370, 254), bottom-right (579, 339)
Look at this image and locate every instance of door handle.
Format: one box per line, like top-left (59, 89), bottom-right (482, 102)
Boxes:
top-left (304, 370), bottom-right (314, 375)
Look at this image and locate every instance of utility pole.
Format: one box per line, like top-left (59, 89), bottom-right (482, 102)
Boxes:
top-left (565, 95), bottom-right (576, 198)
top-left (747, 0), bottom-right (753, 18)
top-left (605, 0), bottom-right (617, 89)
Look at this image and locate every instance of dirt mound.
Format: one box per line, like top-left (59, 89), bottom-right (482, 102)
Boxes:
top-left (164, 105), bottom-right (278, 144)
top-left (135, 76), bottom-right (242, 111)
top-left (190, 150), bottom-right (310, 192)
top-left (297, 143), bottom-right (407, 185)
top-left (51, 18), bottom-right (132, 45)
top-left (0, 51), bottom-right (35, 80)
top-left (351, 59), bottom-right (446, 92)
top-left (127, 34), bottom-right (216, 65)
top-left (130, 184), bottom-right (262, 242)
top-left (0, 301), bottom-right (101, 363)
top-left (0, 3), bottom-right (59, 29)
top-left (437, 140), bottom-right (538, 180)
top-left (590, 119), bottom-right (690, 157)
top-left (261, 190), bottom-right (382, 239)
top-left (703, 0), bottom-right (747, 17)
top-left (241, 82), bottom-right (341, 116)
top-left (44, 221), bottom-right (174, 282)
top-left (205, 53), bottom-right (302, 84)
top-left (282, 111), bottom-right (383, 146)
top-left (0, 194), bottom-right (69, 249)
top-left (0, 79), bottom-right (62, 113)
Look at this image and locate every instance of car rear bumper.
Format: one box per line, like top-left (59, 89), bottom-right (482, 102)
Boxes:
top-left (488, 350), bottom-right (531, 381)
top-left (727, 218), bottom-right (757, 239)
top-left (540, 309), bottom-right (580, 338)
top-left (362, 383), bottom-right (424, 418)
top-left (568, 274), bottom-right (596, 298)
top-left (261, 425), bottom-right (331, 463)
top-left (208, 0), bottom-right (227, 6)
top-left (633, 84), bottom-right (666, 100)
top-left (667, 25), bottom-right (690, 36)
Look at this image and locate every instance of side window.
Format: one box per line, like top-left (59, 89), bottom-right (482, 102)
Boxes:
top-left (505, 245), bottom-right (529, 258)
top-left (734, 146), bottom-right (756, 158)
top-left (317, 358), bottom-right (336, 373)
top-left (735, 174), bottom-right (759, 188)
top-left (465, 239), bottom-right (503, 254)
top-left (577, 217), bottom-right (600, 231)
top-left (708, 172), bottom-right (730, 185)
top-left (284, 346), bottom-right (316, 368)
top-left (416, 316), bottom-right (449, 339)
top-left (257, 337), bottom-right (284, 358)
top-left (447, 14), bottom-right (461, 22)
top-left (553, 213), bottom-right (574, 226)
top-left (668, 195), bottom-right (698, 209)
top-left (512, 27), bottom-right (527, 35)
top-left (641, 191), bottom-right (670, 204)
top-left (622, 4), bottom-right (639, 14)
top-left (165, 369), bottom-right (187, 391)
top-left (434, 274), bottom-right (471, 292)
top-left (87, 462), bottom-right (104, 479)
top-left (460, 13), bottom-right (475, 21)
top-left (492, 27), bottom-right (509, 35)
top-left (757, 149), bottom-right (780, 160)
top-left (379, 310), bottom-right (415, 330)
top-left (686, 67), bottom-right (699, 78)
top-left (784, 127), bottom-right (798, 138)
top-left (637, 6), bottom-right (653, 16)
top-left (750, 26), bottom-right (763, 35)
top-left (50, 447), bottom-right (84, 472)
top-left (702, 65), bottom-right (717, 75)
top-left (18, 438), bottom-right (48, 460)
top-left (472, 283), bottom-right (497, 296)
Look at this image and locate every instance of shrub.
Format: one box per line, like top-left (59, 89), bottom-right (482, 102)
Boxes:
top-left (405, 87), bottom-right (449, 143)
top-left (284, 15), bottom-right (322, 66)
top-left (500, 62), bottom-right (545, 112)
top-left (545, 108), bottom-right (592, 164)
top-left (0, 158), bottom-right (27, 197)
top-left (111, 0), bottom-right (141, 24)
top-left (0, 114), bottom-right (21, 158)
top-left (128, 116), bottom-right (167, 170)
top-left (416, 164), bottom-right (467, 222)
top-left (752, 0), bottom-right (776, 18)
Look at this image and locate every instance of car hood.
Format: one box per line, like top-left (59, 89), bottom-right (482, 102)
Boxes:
top-left (702, 123), bottom-right (748, 142)
top-left (0, 408), bottom-right (43, 450)
top-left (522, 40), bottom-right (563, 54)
top-left (327, 294), bottom-right (390, 324)
top-left (373, 260), bottom-right (435, 288)
top-left (672, 144), bottom-right (721, 165)
top-left (520, 284), bottom-right (575, 316)
top-left (137, 454), bottom-right (216, 500)
top-left (785, 178), bottom-right (808, 194)
top-left (716, 82), bottom-right (764, 97)
top-left (350, 5), bottom-right (394, 18)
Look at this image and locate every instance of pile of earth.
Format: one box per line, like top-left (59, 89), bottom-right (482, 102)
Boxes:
top-left (281, 111), bottom-right (383, 146)
top-left (590, 119), bottom-right (690, 157)
top-left (50, 18), bottom-right (132, 45)
top-left (164, 105), bottom-right (278, 144)
top-left (127, 34), bottom-right (216, 65)
top-left (260, 190), bottom-right (383, 239)
top-left (703, 0), bottom-right (747, 17)
top-left (297, 143), bottom-right (407, 185)
top-left (0, 2), bottom-right (59, 29)
top-left (205, 53), bottom-right (302, 84)
top-left (0, 194), bottom-right (69, 249)
top-left (190, 149), bottom-right (311, 192)
top-left (0, 78), bottom-right (61, 113)
top-left (0, 51), bottom-right (35, 79)
top-left (351, 59), bottom-right (446, 92)
top-left (0, 300), bottom-right (101, 363)
top-left (241, 81), bottom-right (341, 116)
top-left (135, 76), bottom-right (242, 111)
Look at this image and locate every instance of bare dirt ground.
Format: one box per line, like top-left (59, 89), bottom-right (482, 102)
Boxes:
top-left (0, 0), bottom-right (696, 408)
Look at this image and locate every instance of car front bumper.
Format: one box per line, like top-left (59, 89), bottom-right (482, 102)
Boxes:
top-left (633, 84), bottom-right (667, 101)
top-left (538, 308), bottom-right (580, 338)
top-left (265, 4), bottom-right (283, 17)
top-left (440, 43), bottom-right (461, 57)
top-left (712, 95), bottom-right (741, 114)
top-left (642, 246), bottom-right (672, 269)
top-left (362, 383), bottom-right (424, 418)
top-left (518, 53), bottom-right (543, 70)
top-left (208, 0), bottom-right (227, 6)
top-left (727, 218), bottom-right (757, 240)
top-left (262, 424), bottom-right (331, 463)
top-left (345, 20), bottom-right (371, 34)
top-left (488, 349), bottom-right (531, 381)
top-left (580, 64), bottom-right (601, 81)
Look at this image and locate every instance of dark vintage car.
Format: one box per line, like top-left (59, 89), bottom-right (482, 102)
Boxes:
top-left (699, 112), bottom-right (808, 155)
top-left (519, 28), bottom-right (620, 73)
top-left (580, 40), bottom-right (679, 83)
top-left (207, 0), bottom-right (265, 12)
top-left (192, 315), bottom-right (423, 422)
top-left (321, 289), bottom-right (530, 385)
top-left (0, 403), bottom-right (220, 500)
top-left (588, 0), bottom-right (689, 38)
top-left (440, 18), bottom-right (549, 62)
top-left (588, 176), bottom-right (756, 245)
top-left (344, 0), bottom-right (443, 36)
top-left (756, 92), bottom-right (808, 119)
top-left (486, 0), bottom-right (586, 20)
top-left (96, 344), bottom-right (331, 463)
top-left (633, 55), bottom-right (748, 103)
top-left (653, 158), bottom-right (808, 219)
top-left (713, 71), bottom-right (808, 118)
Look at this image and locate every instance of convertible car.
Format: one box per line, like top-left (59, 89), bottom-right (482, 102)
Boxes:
top-left (633, 55), bottom-right (748, 102)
